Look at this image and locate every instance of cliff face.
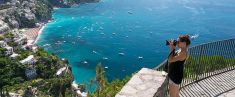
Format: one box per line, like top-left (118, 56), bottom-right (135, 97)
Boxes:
top-left (0, 0), bottom-right (53, 33)
top-left (0, 0), bottom-right (100, 33)
top-left (47, 0), bottom-right (100, 7)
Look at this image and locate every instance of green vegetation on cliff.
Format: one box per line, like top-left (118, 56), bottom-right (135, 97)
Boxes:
top-left (35, 0), bottom-right (53, 22)
top-left (0, 46), bottom-right (73, 97)
top-left (184, 55), bottom-right (235, 78)
top-left (87, 63), bottom-right (131, 97)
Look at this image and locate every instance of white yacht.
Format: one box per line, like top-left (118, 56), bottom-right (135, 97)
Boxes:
top-left (118, 53), bottom-right (125, 56)
top-left (138, 56), bottom-right (143, 59)
top-left (83, 61), bottom-right (88, 64)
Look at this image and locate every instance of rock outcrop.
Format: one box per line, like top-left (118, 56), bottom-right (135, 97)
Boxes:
top-left (0, 20), bottom-right (10, 34)
top-left (0, 0), bottom-right (52, 29)
top-left (0, 0), bottom-right (100, 32)
top-left (47, 0), bottom-right (100, 7)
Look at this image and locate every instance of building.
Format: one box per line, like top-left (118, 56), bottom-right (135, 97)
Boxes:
top-left (26, 39), bottom-right (34, 49)
top-left (32, 46), bottom-right (38, 53)
top-left (20, 55), bottom-right (37, 65)
top-left (10, 53), bottom-right (19, 59)
top-left (9, 92), bottom-right (21, 97)
top-left (0, 41), bottom-right (7, 48)
top-left (25, 68), bottom-right (37, 79)
top-left (4, 46), bottom-right (13, 56)
top-left (14, 36), bottom-right (27, 46)
top-left (0, 20), bottom-right (10, 34)
top-left (56, 67), bottom-right (67, 76)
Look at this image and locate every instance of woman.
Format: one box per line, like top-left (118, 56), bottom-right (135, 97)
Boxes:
top-left (168, 35), bottom-right (191, 97)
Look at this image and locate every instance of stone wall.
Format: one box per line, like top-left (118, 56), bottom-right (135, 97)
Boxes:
top-left (116, 68), bottom-right (168, 97)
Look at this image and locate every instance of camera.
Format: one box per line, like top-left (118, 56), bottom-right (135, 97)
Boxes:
top-left (166, 40), bottom-right (177, 46)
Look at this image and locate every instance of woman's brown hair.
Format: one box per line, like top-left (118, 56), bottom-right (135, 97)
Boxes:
top-left (179, 35), bottom-right (191, 46)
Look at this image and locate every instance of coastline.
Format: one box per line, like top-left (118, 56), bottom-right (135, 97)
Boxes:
top-left (33, 23), bottom-right (47, 44)
top-left (53, 7), bottom-right (59, 10)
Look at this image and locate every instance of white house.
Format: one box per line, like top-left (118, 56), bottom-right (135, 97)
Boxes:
top-left (25, 68), bottom-right (37, 79)
top-left (9, 92), bottom-right (21, 97)
top-left (4, 46), bottom-right (13, 56)
top-left (10, 53), bottom-right (19, 59)
top-left (20, 55), bottom-right (37, 65)
top-left (56, 67), bottom-right (67, 76)
top-left (0, 41), bottom-right (7, 48)
top-left (26, 39), bottom-right (34, 49)
top-left (32, 46), bottom-right (38, 53)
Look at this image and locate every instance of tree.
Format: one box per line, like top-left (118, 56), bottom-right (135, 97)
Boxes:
top-left (0, 56), bottom-right (27, 96)
top-left (95, 63), bottom-right (107, 96)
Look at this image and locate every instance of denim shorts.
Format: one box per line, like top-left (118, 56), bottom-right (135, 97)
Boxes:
top-left (169, 78), bottom-right (179, 86)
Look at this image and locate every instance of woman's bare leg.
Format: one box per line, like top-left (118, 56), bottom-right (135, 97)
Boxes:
top-left (169, 84), bottom-right (180, 97)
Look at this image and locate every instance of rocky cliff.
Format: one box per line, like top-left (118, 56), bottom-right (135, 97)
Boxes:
top-left (0, 0), bottom-right (100, 33)
top-left (48, 0), bottom-right (100, 7)
top-left (0, 0), bottom-right (53, 33)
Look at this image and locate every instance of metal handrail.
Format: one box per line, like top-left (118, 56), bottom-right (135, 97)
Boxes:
top-left (154, 38), bottom-right (235, 88)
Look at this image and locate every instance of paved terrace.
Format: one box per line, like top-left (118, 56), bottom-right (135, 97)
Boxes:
top-left (180, 69), bottom-right (235, 97)
top-left (116, 68), bottom-right (235, 97)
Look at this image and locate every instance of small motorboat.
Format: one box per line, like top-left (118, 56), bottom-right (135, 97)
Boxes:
top-left (128, 11), bottom-right (133, 14)
top-left (103, 57), bottom-right (108, 60)
top-left (83, 61), bottom-right (88, 64)
top-left (118, 53), bottom-right (125, 56)
top-left (92, 50), bottom-right (97, 54)
top-left (138, 56), bottom-right (144, 59)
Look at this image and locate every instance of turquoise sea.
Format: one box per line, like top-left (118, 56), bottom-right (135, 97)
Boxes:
top-left (37, 0), bottom-right (235, 86)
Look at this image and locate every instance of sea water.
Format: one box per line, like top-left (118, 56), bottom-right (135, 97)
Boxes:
top-left (37, 0), bottom-right (235, 87)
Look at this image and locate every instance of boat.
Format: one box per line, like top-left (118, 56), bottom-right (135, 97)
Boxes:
top-left (103, 57), bottom-right (108, 60)
top-left (43, 44), bottom-right (50, 47)
top-left (138, 56), bottom-right (144, 59)
top-left (128, 11), bottom-right (133, 14)
top-left (92, 50), bottom-right (97, 54)
top-left (118, 53), bottom-right (125, 56)
top-left (83, 61), bottom-right (88, 64)
top-left (105, 66), bottom-right (108, 69)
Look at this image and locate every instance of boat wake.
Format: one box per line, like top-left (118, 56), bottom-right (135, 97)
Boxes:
top-left (191, 34), bottom-right (199, 40)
